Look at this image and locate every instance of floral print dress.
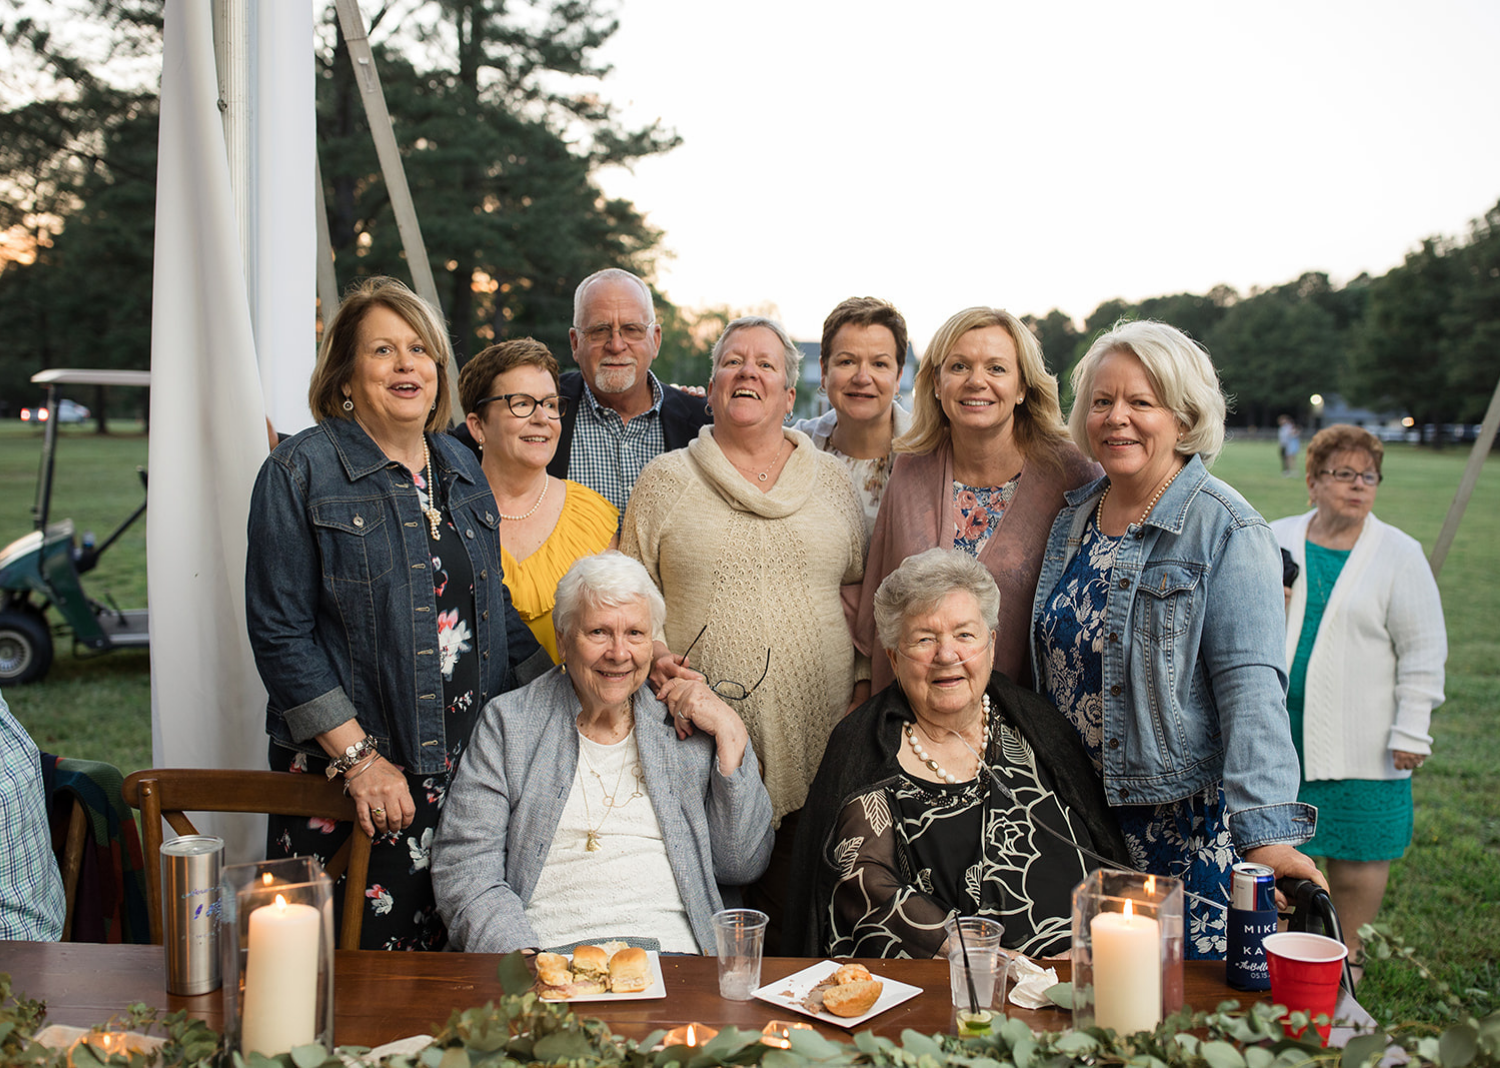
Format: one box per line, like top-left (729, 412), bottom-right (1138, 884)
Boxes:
top-left (267, 462), bottom-right (481, 950)
top-left (1034, 515), bottom-right (1234, 960)
top-left (952, 476), bottom-right (1020, 556)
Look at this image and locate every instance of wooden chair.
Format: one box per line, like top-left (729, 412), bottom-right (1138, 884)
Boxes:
top-left (122, 769), bottom-right (372, 950)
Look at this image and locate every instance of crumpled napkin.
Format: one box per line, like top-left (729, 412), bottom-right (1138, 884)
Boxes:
top-left (1006, 954), bottom-right (1062, 1009)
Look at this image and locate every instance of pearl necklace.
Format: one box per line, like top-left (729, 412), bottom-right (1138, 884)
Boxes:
top-left (499, 476), bottom-right (549, 521)
top-left (420, 438), bottom-right (443, 540)
top-left (904, 693), bottom-right (991, 784)
top-left (1095, 464), bottom-right (1184, 533)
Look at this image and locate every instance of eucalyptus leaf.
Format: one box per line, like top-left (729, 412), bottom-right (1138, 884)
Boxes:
top-left (289, 1044), bottom-right (331, 1068)
top-left (496, 952), bottom-right (534, 998)
top-left (1201, 1039), bottom-right (1248, 1068)
top-left (533, 1030), bottom-right (598, 1060)
top-left (1340, 1033), bottom-right (1389, 1068)
top-left (1052, 1031), bottom-right (1098, 1055)
top-left (900, 1031), bottom-right (944, 1057)
top-left (1045, 983), bottom-right (1073, 1011)
top-left (786, 1028), bottom-right (847, 1058)
top-left (1440, 1024), bottom-right (1480, 1068)
top-left (436, 1045), bottom-right (472, 1068)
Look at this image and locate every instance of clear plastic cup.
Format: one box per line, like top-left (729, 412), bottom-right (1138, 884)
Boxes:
top-left (945, 915), bottom-right (1008, 1027)
top-left (711, 908), bottom-right (769, 1000)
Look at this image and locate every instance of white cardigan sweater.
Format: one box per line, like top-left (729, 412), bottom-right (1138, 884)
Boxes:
top-left (1272, 510), bottom-right (1446, 781)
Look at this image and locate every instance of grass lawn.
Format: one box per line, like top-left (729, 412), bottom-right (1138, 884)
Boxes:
top-left (1, 421), bottom-right (1496, 1022)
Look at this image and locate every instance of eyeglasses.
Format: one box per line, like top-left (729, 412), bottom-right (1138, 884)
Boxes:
top-left (475, 393), bottom-right (567, 419)
top-left (1317, 467), bottom-right (1381, 486)
top-left (679, 624), bottom-right (770, 701)
top-left (577, 321), bottom-right (655, 346)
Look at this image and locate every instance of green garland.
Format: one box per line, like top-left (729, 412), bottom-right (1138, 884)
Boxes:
top-left (3, 930), bottom-right (1498, 1068)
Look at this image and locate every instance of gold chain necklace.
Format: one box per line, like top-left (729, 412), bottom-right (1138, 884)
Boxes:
top-left (576, 712), bottom-right (643, 852)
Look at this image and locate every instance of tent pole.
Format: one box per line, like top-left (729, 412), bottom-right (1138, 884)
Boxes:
top-left (314, 154), bottom-right (340, 329)
top-left (332, 0), bottom-right (460, 420)
top-left (1429, 370), bottom-right (1500, 578)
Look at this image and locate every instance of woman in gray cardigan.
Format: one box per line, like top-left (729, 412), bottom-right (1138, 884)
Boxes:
top-left (432, 552), bottom-right (774, 954)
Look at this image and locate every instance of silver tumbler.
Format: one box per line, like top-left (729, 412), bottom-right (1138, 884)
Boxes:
top-left (161, 834), bottom-right (224, 995)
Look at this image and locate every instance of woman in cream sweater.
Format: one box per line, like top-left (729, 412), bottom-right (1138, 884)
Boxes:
top-left (622, 316), bottom-right (865, 946)
top-left (1273, 424), bottom-right (1446, 978)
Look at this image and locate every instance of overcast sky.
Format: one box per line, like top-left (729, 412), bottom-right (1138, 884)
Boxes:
top-left (588, 0), bottom-right (1500, 348)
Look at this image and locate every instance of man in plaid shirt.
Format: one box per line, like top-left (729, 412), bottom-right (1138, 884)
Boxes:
top-left (1, 689), bottom-right (65, 940)
top-left (549, 268), bottom-right (710, 514)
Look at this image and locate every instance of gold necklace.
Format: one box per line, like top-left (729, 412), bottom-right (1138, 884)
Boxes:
top-left (729, 439), bottom-right (787, 483)
top-left (576, 711), bottom-right (643, 852)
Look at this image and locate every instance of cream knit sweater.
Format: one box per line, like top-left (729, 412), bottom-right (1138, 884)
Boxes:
top-left (1273, 510), bottom-right (1447, 781)
top-left (622, 427), bottom-right (866, 823)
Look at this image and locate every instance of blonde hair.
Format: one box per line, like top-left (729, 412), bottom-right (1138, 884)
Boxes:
top-left (896, 307), bottom-right (1069, 462)
top-left (309, 277), bottom-right (454, 431)
top-left (1067, 319), bottom-right (1227, 465)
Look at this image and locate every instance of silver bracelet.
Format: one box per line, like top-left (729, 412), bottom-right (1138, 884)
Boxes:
top-left (341, 753), bottom-right (381, 795)
top-left (325, 737), bottom-right (378, 780)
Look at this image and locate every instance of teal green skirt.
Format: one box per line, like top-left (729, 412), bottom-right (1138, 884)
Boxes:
top-left (1298, 777), bottom-right (1412, 862)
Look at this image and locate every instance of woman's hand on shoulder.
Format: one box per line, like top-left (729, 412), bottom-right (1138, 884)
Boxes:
top-left (1242, 843), bottom-right (1330, 903)
top-left (657, 677), bottom-right (749, 773)
top-left (345, 757), bottom-right (416, 838)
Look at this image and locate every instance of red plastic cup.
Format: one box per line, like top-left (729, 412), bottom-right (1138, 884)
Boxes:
top-left (1263, 932), bottom-right (1348, 1044)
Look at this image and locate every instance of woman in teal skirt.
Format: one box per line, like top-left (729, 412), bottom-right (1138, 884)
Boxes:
top-left (1273, 424), bottom-right (1447, 980)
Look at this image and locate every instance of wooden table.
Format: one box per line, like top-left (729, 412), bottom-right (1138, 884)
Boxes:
top-left (2, 941), bottom-right (1278, 1047)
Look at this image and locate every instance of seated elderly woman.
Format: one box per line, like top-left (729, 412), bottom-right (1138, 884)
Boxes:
top-left (786, 549), bottom-right (1129, 959)
top-left (431, 552), bottom-right (774, 954)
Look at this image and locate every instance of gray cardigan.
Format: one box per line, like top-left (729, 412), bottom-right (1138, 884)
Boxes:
top-left (431, 668), bottom-right (774, 953)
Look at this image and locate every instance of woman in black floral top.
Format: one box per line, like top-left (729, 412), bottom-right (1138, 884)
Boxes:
top-left (248, 278), bottom-right (545, 950)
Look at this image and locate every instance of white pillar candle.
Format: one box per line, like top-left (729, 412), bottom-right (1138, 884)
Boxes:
top-left (1091, 900), bottom-right (1162, 1034)
top-left (241, 894), bottom-right (321, 1055)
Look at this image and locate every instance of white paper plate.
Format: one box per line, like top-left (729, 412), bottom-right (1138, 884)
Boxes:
top-left (539, 949), bottom-right (666, 1002)
top-left (752, 960), bottom-right (923, 1028)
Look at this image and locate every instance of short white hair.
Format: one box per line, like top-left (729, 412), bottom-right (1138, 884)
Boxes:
top-left (710, 316), bottom-right (802, 390)
top-left (552, 552), bottom-right (666, 645)
top-left (573, 268), bottom-right (654, 328)
top-left (1068, 319), bottom-right (1228, 466)
top-left (872, 548), bottom-right (1000, 651)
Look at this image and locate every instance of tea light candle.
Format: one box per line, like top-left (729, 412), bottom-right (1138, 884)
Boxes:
top-left (242, 894), bottom-right (320, 1055)
top-left (1090, 899), bottom-right (1162, 1034)
top-left (663, 1023), bottom-right (718, 1047)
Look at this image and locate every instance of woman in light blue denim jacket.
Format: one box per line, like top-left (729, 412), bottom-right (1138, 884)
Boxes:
top-left (1030, 320), bottom-right (1323, 960)
top-left (247, 278), bottom-right (547, 950)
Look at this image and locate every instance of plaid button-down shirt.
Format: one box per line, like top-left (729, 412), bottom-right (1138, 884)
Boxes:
top-left (566, 373), bottom-right (668, 514)
top-left (1, 693), bottom-right (66, 939)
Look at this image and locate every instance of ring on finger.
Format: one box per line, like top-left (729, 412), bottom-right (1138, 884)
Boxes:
top-left (372, 806), bottom-right (385, 817)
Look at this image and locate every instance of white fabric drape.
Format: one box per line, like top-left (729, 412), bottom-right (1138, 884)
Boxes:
top-left (147, 0), bottom-right (275, 861)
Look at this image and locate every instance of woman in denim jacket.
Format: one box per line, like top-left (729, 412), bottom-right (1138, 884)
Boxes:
top-left (247, 278), bottom-right (547, 950)
top-left (1030, 320), bottom-right (1323, 960)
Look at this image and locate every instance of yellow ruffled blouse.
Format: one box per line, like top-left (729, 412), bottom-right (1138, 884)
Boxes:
top-left (500, 480), bottom-right (619, 662)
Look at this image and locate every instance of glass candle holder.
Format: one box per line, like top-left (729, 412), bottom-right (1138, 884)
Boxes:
top-left (220, 856), bottom-right (335, 1058)
top-left (1070, 870), bottom-right (1184, 1034)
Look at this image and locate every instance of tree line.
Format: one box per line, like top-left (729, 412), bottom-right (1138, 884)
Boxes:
top-left (1, 3), bottom-right (1496, 436)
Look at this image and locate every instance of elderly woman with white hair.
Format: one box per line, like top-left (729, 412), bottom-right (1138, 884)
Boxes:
top-left (623, 315), bottom-right (866, 944)
top-left (430, 551), bottom-right (774, 954)
top-left (1030, 320), bottom-right (1324, 961)
top-left (786, 548), bottom-right (1130, 959)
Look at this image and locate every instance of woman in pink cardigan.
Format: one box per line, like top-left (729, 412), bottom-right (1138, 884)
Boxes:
top-left (850, 308), bottom-right (1098, 699)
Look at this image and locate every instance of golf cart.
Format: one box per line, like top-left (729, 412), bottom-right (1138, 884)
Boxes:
top-left (0, 368), bottom-right (152, 683)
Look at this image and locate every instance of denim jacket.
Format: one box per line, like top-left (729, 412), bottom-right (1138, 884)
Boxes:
top-left (246, 416), bottom-right (545, 775)
top-left (1029, 455), bottom-right (1316, 852)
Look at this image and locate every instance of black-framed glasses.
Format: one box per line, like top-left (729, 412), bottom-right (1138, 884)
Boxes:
top-left (680, 623), bottom-right (770, 701)
top-left (577, 321), bottom-right (655, 346)
top-left (475, 392), bottom-right (567, 419)
top-left (1317, 467), bottom-right (1381, 486)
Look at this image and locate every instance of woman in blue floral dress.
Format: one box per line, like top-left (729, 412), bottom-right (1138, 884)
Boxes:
top-left (1030, 320), bottom-right (1323, 960)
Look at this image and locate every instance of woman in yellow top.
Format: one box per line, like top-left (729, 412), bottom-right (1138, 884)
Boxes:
top-left (459, 339), bottom-right (617, 662)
